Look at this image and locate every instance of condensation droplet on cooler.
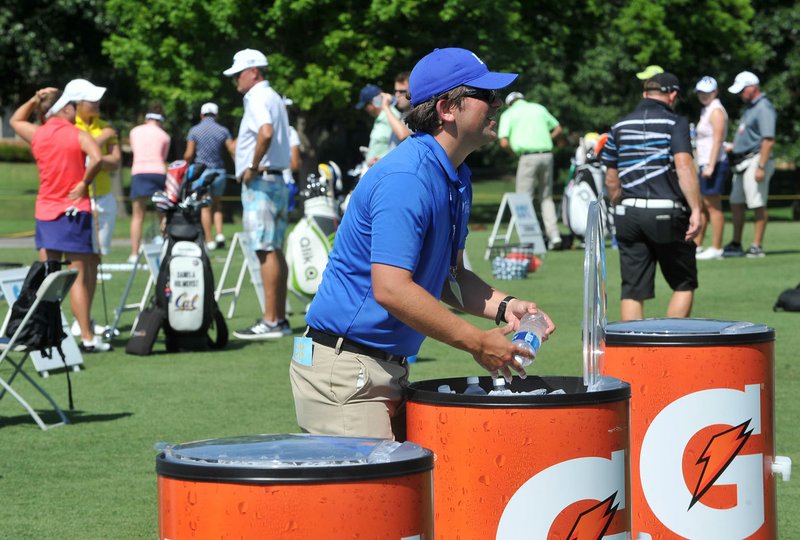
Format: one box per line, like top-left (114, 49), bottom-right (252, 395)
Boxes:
top-left (639, 384), bottom-right (648, 395)
top-left (187, 490), bottom-right (197, 505)
top-left (438, 412), bottom-right (448, 424)
top-left (478, 475), bottom-right (490, 486)
top-left (495, 454), bottom-right (506, 467)
top-left (483, 421), bottom-right (491, 432)
top-left (238, 501), bottom-right (248, 514)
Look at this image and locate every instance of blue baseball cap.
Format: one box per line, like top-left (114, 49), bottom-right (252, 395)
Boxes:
top-left (355, 84), bottom-right (381, 109)
top-left (409, 48), bottom-right (518, 107)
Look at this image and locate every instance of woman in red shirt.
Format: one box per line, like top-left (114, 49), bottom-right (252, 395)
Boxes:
top-left (10, 87), bottom-right (110, 352)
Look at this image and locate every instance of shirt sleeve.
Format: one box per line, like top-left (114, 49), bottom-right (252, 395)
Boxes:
top-left (249, 88), bottom-right (274, 128)
top-left (757, 102), bottom-right (776, 140)
top-left (670, 116), bottom-right (693, 155)
top-left (497, 110), bottom-right (510, 139)
top-left (369, 172), bottom-right (431, 272)
top-left (545, 109), bottom-right (559, 131)
top-left (601, 130), bottom-right (618, 169)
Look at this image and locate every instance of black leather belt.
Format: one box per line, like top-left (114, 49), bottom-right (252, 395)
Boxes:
top-left (306, 327), bottom-right (406, 364)
top-left (263, 168), bottom-right (284, 175)
top-left (521, 150), bottom-right (550, 155)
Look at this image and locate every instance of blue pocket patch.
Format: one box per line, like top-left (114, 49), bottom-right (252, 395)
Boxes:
top-left (292, 337), bottom-right (313, 366)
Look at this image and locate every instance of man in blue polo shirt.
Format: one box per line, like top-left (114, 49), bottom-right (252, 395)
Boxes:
top-left (291, 48), bottom-right (556, 440)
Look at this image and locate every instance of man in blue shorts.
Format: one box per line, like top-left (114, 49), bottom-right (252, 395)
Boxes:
top-left (184, 102), bottom-right (235, 251)
top-left (291, 47), bottom-right (556, 440)
top-left (223, 48), bottom-right (292, 340)
top-left (602, 72), bottom-right (702, 321)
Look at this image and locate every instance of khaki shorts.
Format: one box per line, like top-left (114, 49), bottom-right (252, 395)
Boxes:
top-left (730, 156), bottom-right (774, 209)
top-left (289, 338), bottom-right (409, 440)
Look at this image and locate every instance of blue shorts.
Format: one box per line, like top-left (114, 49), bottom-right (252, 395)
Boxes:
top-left (241, 173), bottom-right (288, 252)
top-left (698, 160), bottom-right (729, 196)
top-left (191, 168), bottom-right (228, 197)
top-left (35, 212), bottom-right (94, 254)
top-left (131, 173), bottom-right (166, 199)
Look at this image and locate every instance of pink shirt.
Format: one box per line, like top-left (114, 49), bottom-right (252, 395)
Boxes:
top-left (130, 122), bottom-right (170, 175)
top-left (30, 117), bottom-right (90, 220)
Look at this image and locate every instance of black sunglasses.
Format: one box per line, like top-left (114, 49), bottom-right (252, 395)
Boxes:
top-left (463, 88), bottom-right (498, 103)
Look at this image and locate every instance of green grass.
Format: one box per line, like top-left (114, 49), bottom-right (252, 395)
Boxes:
top-left (0, 177), bottom-right (798, 538)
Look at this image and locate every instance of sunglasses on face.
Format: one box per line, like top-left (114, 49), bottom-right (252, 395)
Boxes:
top-left (463, 88), bottom-right (498, 103)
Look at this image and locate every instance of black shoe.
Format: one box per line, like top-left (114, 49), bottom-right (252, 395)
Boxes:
top-left (722, 242), bottom-right (744, 258)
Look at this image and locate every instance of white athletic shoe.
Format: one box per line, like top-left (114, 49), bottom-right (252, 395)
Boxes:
top-left (696, 247), bottom-right (724, 260)
top-left (71, 319), bottom-right (108, 337)
top-left (79, 336), bottom-right (112, 353)
top-left (215, 234), bottom-right (226, 249)
top-left (206, 241), bottom-right (217, 251)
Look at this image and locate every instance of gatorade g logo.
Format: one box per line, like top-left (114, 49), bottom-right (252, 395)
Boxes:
top-left (640, 384), bottom-right (763, 538)
top-left (690, 420), bottom-right (753, 510)
top-left (496, 450), bottom-right (627, 539)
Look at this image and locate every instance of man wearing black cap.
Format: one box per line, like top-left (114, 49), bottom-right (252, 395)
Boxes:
top-left (291, 47), bottom-right (555, 440)
top-left (601, 72), bottom-right (701, 321)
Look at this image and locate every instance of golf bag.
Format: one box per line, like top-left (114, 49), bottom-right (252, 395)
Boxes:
top-left (562, 133), bottom-right (613, 239)
top-left (154, 160), bottom-right (228, 352)
top-left (286, 162), bottom-right (340, 298)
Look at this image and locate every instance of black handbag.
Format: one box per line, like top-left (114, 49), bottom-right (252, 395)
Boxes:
top-left (125, 302), bottom-right (165, 355)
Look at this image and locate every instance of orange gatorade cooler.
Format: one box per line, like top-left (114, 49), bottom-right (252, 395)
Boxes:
top-left (602, 318), bottom-right (793, 539)
top-left (156, 434), bottom-right (433, 539)
top-left (406, 375), bottom-right (631, 539)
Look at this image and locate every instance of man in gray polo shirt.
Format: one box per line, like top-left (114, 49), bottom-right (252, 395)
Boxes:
top-left (722, 71), bottom-right (776, 258)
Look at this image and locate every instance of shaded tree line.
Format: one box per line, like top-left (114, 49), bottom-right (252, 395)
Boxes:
top-left (2, 0), bottom-right (798, 172)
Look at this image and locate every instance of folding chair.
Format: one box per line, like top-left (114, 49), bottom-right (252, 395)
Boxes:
top-left (0, 269), bottom-right (78, 430)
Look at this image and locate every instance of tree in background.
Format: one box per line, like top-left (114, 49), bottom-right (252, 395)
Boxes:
top-left (4, 0), bottom-right (798, 168)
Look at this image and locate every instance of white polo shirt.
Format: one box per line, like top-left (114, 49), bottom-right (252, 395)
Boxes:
top-left (234, 80), bottom-right (290, 177)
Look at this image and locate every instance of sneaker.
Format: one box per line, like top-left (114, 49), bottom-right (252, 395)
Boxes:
top-left (696, 247), bottom-right (724, 260)
top-left (722, 242), bottom-right (745, 258)
top-left (547, 238), bottom-right (563, 251)
top-left (696, 246), bottom-right (705, 254)
top-left (71, 319), bottom-right (108, 337)
top-left (746, 245), bottom-right (765, 258)
top-left (79, 336), bottom-right (112, 353)
top-left (233, 319), bottom-right (292, 340)
top-left (215, 234), bottom-right (226, 249)
top-left (206, 241), bottom-right (217, 251)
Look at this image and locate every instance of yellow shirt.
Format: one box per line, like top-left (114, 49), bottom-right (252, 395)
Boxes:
top-left (75, 115), bottom-right (118, 197)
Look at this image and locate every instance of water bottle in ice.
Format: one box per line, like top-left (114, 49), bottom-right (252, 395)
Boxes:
top-left (489, 377), bottom-right (512, 396)
top-left (512, 312), bottom-right (547, 367)
top-left (463, 376), bottom-right (487, 395)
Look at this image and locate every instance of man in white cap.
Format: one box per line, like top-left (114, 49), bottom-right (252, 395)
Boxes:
top-left (498, 91), bottom-right (564, 250)
top-left (291, 47), bottom-right (555, 440)
top-left (184, 102), bottom-right (235, 250)
top-left (223, 48), bottom-right (293, 340)
top-left (722, 71), bottom-right (776, 258)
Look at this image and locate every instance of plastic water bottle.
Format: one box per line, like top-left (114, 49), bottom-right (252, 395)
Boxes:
top-left (438, 384), bottom-right (454, 394)
top-left (512, 312), bottom-right (548, 367)
top-left (463, 376), bottom-right (487, 395)
top-left (489, 377), bottom-right (513, 396)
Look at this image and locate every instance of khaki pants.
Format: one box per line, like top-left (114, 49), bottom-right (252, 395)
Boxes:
top-left (516, 152), bottom-right (561, 242)
top-left (290, 339), bottom-right (409, 440)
